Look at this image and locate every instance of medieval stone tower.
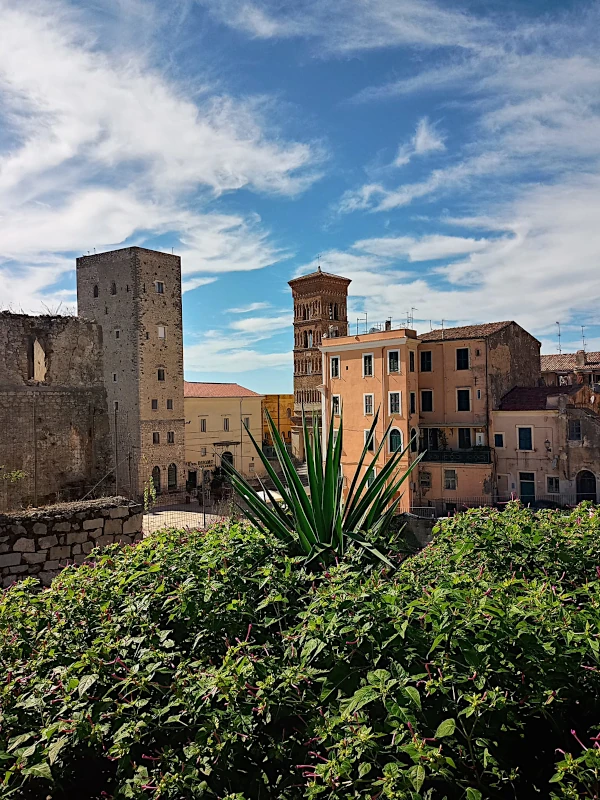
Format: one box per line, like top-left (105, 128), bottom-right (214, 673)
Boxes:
top-left (76, 247), bottom-right (186, 498)
top-left (288, 267), bottom-right (351, 459)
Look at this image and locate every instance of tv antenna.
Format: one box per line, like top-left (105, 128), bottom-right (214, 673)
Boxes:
top-left (582, 325), bottom-right (587, 350)
top-left (556, 321), bottom-right (561, 354)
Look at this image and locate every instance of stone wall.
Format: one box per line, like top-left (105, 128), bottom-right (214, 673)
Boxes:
top-left (0, 497), bottom-right (142, 588)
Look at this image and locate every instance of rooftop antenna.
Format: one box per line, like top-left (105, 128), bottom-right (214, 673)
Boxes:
top-left (556, 321), bottom-right (561, 354)
top-left (441, 319), bottom-right (445, 340)
top-left (411, 307), bottom-right (417, 327)
top-left (317, 253), bottom-right (322, 273)
top-left (582, 325), bottom-right (587, 350)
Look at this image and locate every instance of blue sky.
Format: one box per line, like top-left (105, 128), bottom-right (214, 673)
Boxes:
top-left (2, 0), bottom-right (600, 392)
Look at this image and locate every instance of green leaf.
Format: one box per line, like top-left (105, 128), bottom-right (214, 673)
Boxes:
top-left (78, 674), bottom-right (98, 697)
top-left (358, 762), bottom-right (371, 778)
top-left (48, 737), bottom-right (68, 766)
top-left (411, 764), bottom-right (425, 793)
top-left (466, 789), bottom-right (482, 800)
top-left (343, 685), bottom-right (380, 718)
top-left (404, 685), bottom-right (421, 710)
top-left (8, 732), bottom-right (34, 752)
top-left (435, 719), bottom-right (456, 738)
top-left (22, 761), bottom-right (52, 781)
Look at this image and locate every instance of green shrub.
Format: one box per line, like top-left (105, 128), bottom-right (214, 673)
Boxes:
top-left (1, 504), bottom-right (600, 799)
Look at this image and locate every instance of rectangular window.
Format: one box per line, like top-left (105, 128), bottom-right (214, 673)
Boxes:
top-left (419, 471), bottom-right (431, 489)
top-left (456, 348), bottom-right (469, 370)
top-left (547, 476), bottom-right (560, 494)
top-left (157, 368), bottom-right (165, 381)
top-left (458, 428), bottom-right (472, 449)
top-left (444, 469), bottom-right (457, 490)
top-left (494, 432), bottom-right (505, 448)
top-left (517, 427), bottom-right (533, 451)
top-left (388, 350), bottom-right (400, 373)
top-left (457, 389), bottom-right (471, 411)
top-left (224, 417), bottom-right (230, 432)
top-left (519, 472), bottom-right (536, 502)
top-left (331, 356), bottom-right (340, 379)
top-left (568, 420), bottom-right (582, 441)
top-left (389, 391), bottom-right (401, 415)
top-left (115, 329), bottom-right (120, 339)
top-left (114, 401), bottom-right (119, 411)
top-left (201, 447), bottom-right (207, 457)
top-left (364, 430), bottom-right (375, 451)
top-left (476, 389), bottom-right (481, 400)
top-left (410, 392), bottom-right (416, 414)
top-left (152, 432), bottom-right (160, 444)
top-left (363, 353), bottom-right (374, 377)
top-left (166, 399), bottom-right (173, 410)
top-left (158, 326), bottom-right (166, 339)
top-left (151, 399), bottom-right (158, 410)
top-left (409, 350), bottom-right (415, 372)
top-left (367, 468), bottom-right (376, 487)
top-left (200, 418), bottom-right (206, 432)
top-left (155, 281), bottom-right (164, 294)
top-left (421, 389), bottom-right (433, 412)
top-left (364, 394), bottom-right (374, 415)
top-left (244, 417), bottom-right (250, 428)
top-left (167, 431), bottom-right (175, 444)
top-left (332, 395), bottom-right (340, 415)
top-left (420, 351), bottom-right (432, 372)
top-left (112, 373), bottom-right (117, 382)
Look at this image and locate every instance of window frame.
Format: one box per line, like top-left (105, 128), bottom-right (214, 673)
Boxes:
top-left (362, 352), bottom-right (374, 378)
top-left (330, 355), bottom-right (340, 379)
top-left (389, 428), bottom-right (403, 454)
top-left (419, 470), bottom-right (431, 489)
top-left (157, 368), bottom-right (165, 382)
top-left (444, 469), bottom-right (457, 491)
top-left (332, 395), bottom-right (341, 416)
top-left (410, 391), bottom-right (417, 415)
top-left (367, 467), bottom-right (377, 487)
top-left (568, 419), bottom-right (582, 441)
top-left (420, 350), bottom-right (432, 372)
top-left (243, 416), bottom-right (250, 428)
top-left (388, 349), bottom-right (400, 374)
top-left (494, 432), bottom-right (505, 449)
top-left (388, 391), bottom-right (401, 415)
top-left (547, 476), bottom-right (560, 494)
top-left (456, 388), bottom-right (471, 412)
top-left (151, 399), bottom-right (158, 411)
top-left (517, 426), bottom-right (534, 451)
top-left (155, 281), bottom-right (165, 294)
top-left (223, 417), bottom-right (230, 432)
top-left (200, 418), bottom-right (207, 433)
top-left (456, 347), bottom-right (470, 370)
top-left (166, 399), bottom-right (173, 410)
top-left (409, 350), bottom-right (415, 373)
top-left (157, 325), bottom-right (166, 339)
top-left (420, 389), bottom-right (434, 413)
top-left (458, 428), bottom-right (472, 449)
top-left (364, 429), bottom-right (375, 452)
top-left (364, 393), bottom-right (374, 416)
top-left (167, 431), bottom-right (175, 444)
top-left (152, 431), bottom-right (160, 444)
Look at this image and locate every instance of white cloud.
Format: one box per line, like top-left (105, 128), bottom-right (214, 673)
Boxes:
top-left (394, 117), bottom-right (445, 167)
top-left (227, 301), bottom-right (271, 313)
top-left (354, 234), bottom-right (492, 261)
top-left (0, 0), bottom-right (320, 310)
top-left (230, 314), bottom-right (292, 334)
top-left (181, 277), bottom-right (218, 293)
top-left (185, 328), bottom-right (291, 374)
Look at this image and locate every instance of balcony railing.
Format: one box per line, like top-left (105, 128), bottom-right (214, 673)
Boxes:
top-left (420, 447), bottom-right (491, 464)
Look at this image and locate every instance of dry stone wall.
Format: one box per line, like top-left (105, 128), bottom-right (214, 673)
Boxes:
top-left (0, 497), bottom-right (142, 588)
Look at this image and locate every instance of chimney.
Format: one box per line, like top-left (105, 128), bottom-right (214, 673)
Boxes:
top-left (385, 319), bottom-right (392, 331)
top-left (576, 349), bottom-right (586, 368)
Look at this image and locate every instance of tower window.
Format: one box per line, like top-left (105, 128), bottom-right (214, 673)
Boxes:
top-left (151, 399), bottom-right (158, 410)
top-left (157, 368), bottom-right (165, 381)
top-left (167, 399), bottom-right (173, 410)
top-left (112, 373), bottom-right (117, 382)
top-left (114, 401), bottom-right (119, 411)
top-left (115, 329), bottom-right (120, 339)
top-left (93, 285), bottom-right (99, 298)
top-left (158, 326), bottom-right (166, 339)
top-left (224, 417), bottom-right (230, 432)
top-left (152, 466), bottom-right (161, 494)
top-left (27, 338), bottom-right (46, 382)
top-left (152, 432), bottom-right (160, 444)
top-left (363, 354), bottom-right (373, 377)
top-left (167, 431), bottom-right (175, 444)
top-left (110, 281), bottom-right (117, 295)
top-left (155, 281), bottom-right (164, 294)
top-left (168, 463), bottom-right (177, 490)
top-left (200, 418), bottom-right (207, 432)
top-left (244, 416), bottom-right (250, 428)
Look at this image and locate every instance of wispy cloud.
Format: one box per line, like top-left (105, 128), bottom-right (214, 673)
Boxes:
top-left (227, 301), bottom-right (271, 314)
top-left (394, 117), bottom-right (445, 167)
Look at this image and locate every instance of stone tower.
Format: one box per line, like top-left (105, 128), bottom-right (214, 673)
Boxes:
top-left (76, 247), bottom-right (186, 498)
top-left (288, 267), bottom-right (351, 460)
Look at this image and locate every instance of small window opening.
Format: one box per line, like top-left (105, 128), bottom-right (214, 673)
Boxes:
top-left (93, 285), bottom-right (99, 298)
top-left (110, 281), bottom-right (117, 295)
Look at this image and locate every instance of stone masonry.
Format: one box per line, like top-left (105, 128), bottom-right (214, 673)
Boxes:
top-left (0, 313), bottom-right (113, 511)
top-left (0, 497), bottom-right (143, 588)
top-left (76, 247), bottom-right (186, 498)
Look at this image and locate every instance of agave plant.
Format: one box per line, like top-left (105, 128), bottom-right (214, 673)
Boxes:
top-left (223, 407), bottom-right (422, 567)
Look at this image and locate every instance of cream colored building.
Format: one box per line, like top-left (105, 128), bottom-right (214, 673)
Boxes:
top-left (184, 382), bottom-right (266, 488)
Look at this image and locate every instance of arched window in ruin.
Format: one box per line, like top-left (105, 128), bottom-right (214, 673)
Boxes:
top-left (27, 337), bottom-right (46, 383)
top-left (93, 285), bottom-right (99, 298)
top-left (110, 281), bottom-right (117, 295)
top-left (152, 466), bottom-right (161, 494)
top-left (168, 463), bottom-right (178, 491)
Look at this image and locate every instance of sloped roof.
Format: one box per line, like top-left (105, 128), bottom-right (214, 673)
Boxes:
top-left (184, 382), bottom-right (261, 398)
top-left (541, 352), bottom-right (600, 372)
top-left (498, 385), bottom-right (581, 411)
top-left (288, 268), bottom-right (352, 286)
top-left (419, 321), bottom-right (514, 343)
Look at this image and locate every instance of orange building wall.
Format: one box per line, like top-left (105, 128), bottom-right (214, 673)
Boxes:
top-left (262, 394), bottom-right (294, 446)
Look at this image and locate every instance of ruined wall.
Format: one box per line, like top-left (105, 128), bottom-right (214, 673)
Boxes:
top-left (0, 497), bottom-right (142, 587)
top-left (487, 323), bottom-right (541, 410)
top-left (0, 314), bottom-right (112, 511)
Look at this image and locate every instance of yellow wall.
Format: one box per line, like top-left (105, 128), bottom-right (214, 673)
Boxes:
top-left (184, 394), bottom-right (266, 481)
top-left (262, 394), bottom-right (294, 445)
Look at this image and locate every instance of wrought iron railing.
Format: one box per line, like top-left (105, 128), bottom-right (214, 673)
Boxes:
top-left (420, 447), bottom-right (492, 464)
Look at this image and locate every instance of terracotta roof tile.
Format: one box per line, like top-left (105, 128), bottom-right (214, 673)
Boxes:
top-left (541, 352), bottom-right (600, 372)
top-left (499, 385), bottom-right (581, 411)
top-left (418, 321), bottom-right (514, 343)
top-left (184, 382), bottom-right (262, 398)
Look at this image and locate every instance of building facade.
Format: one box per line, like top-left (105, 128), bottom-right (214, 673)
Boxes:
top-left (0, 313), bottom-right (112, 510)
top-left (77, 247), bottom-right (186, 498)
top-left (289, 268), bottom-right (351, 460)
top-left (262, 394), bottom-right (294, 447)
top-left (541, 351), bottom-right (600, 387)
top-left (184, 382), bottom-right (266, 488)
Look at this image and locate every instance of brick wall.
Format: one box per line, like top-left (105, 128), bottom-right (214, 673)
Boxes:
top-left (0, 497), bottom-right (143, 588)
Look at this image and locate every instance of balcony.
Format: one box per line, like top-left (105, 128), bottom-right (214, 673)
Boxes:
top-left (420, 447), bottom-right (491, 464)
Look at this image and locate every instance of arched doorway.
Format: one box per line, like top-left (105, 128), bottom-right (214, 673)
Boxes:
top-left (576, 470), bottom-right (596, 502)
top-left (151, 466), bottom-right (161, 494)
top-left (222, 451), bottom-right (234, 469)
top-left (167, 463), bottom-right (177, 492)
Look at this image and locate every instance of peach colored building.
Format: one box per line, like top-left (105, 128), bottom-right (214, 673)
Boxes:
top-left (262, 394), bottom-right (294, 447)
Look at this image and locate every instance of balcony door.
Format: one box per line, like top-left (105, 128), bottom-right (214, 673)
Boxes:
top-left (519, 472), bottom-right (536, 505)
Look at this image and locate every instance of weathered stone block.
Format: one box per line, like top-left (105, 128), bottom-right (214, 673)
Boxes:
top-left (44, 560), bottom-right (59, 570)
top-left (82, 541), bottom-right (95, 554)
top-left (2, 576), bottom-right (16, 588)
top-left (32, 522), bottom-right (47, 536)
top-left (73, 554), bottom-right (87, 565)
top-left (10, 525), bottom-right (26, 536)
top-left (104, 518), bottom-right (122, 535)
top-left (39, 571), bottom-right (56, 586)
top-left (96, 534), bottom-right (114, 547)
top-left (109, 506), bottom-right (130, 519)
top-left (72, 544), bottom-right (82, 555)
top-left (49, 546), bottom-right (71, 560)
top-left (0, 544), bottom-right (9, 554)
top-left (0, 553), bottom-right (21, 568)
top-left (89, 529), bottom-right (103, 539)
top-left (123, 514), bottom-right (143, 535)
top-left (83, 518), bottom-right (104, 530)
top-left (53, 522), bottom-right (71, 532)
top-left (118, 535), bottom-right (132, 545)
top-left (22, 551), bottom-right (46, 564)
top-left (10, 565), bottom-right (29, 574)
top-left (66, 531), bottom-right (88, 545)
top-left (38, 534), bottom-right (58, 549)
top-left (13, 538), bottom-right (35, 552)
top-left (0, 536), bottom-right (9, 543)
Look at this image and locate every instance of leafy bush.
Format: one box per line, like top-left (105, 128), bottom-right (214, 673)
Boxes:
top-left (1, 504), bottom-right (600, 799)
